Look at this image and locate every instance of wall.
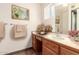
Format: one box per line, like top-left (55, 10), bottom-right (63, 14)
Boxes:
top-left (0, 3), bottom-right (42, 54)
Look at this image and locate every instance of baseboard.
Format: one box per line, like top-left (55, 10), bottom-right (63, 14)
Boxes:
top-left (5, 47), bottom-right (32, 55)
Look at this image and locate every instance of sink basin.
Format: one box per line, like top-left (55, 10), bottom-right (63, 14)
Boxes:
top-left (52, 34), bottom-right (64, 40)
top-left (46, 33), bottom-right (70, 40)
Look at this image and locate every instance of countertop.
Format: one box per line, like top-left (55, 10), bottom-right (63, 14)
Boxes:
top-left (32, 32), bottom-right (79, 50)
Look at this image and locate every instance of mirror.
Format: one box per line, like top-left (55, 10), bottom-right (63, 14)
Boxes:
top-left (43, 4), bottom-right (79, 34)
top-left (71, 7), bottom-right (79, 31)
top-left (55, 4), bottom-right (69, 34)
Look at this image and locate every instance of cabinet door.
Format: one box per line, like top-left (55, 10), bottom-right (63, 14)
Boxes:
top-left (32, 34), bottom-right (42, 54)
top-left (36, 39), bottom-right (42, 54)
top-left (60, 47), bottom-right (79, 55)
top-left (42, 46), bottom-right (57, 55)
top-left (43, 39), bottom-right (59, 54)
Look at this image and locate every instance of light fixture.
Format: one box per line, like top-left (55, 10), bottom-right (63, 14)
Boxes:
top-left (55, 3), bottom-right (68, 7)
top-left (61, 3), bottom-right (68, 7)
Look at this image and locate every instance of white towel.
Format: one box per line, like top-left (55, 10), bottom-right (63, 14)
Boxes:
top-left (0, 22), bottom-right (5, 39)
top-left (13, 25), bottom-right (27, 39)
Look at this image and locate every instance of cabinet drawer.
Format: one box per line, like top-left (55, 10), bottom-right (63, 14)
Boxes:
top-left (43, 39), bottom-right (59, 53)
top-left (36, 36), bottom-right (41, 41)
top-left (42, 46), bottom-right (57, 55)
top-left (60, 47), bottom-right (79, 55)
top-left (32, 34), bottom-right (35, 38)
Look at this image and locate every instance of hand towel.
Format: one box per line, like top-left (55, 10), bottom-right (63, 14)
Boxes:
top-left (0, 22), bottom-right (5, 39)
top-left (13, 25), bottom-right (27, 39)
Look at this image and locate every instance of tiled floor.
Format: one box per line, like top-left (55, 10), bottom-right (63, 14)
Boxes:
top-left (8, 48), bottom-right (36, 55)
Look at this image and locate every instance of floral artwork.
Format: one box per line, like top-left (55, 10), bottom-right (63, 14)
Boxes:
top-left (11, 5), bottom-right (29, 20)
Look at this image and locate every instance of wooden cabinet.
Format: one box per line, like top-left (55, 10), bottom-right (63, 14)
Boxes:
top-left (42, 39), bottom-right (59, 55)
top-left (32, 33), bottom-right (42, 54)
top-left (42, 46), bottom-right (57, 55)
top-left (60, 47), bottom-right (79, 55)
top-left (42, 38), bottom-right (79, 55)
top-left (32, 32), bottom-right (79, 55)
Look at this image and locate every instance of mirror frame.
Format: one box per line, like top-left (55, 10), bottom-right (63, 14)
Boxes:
top-left (71, 9), bottom-right (77, 30)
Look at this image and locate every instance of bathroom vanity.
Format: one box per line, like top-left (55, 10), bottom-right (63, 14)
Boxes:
top-left (32, 32), bottom-right (79, 55)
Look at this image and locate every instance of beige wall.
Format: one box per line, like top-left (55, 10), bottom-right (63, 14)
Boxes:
top-left (0, 3), bottom-right (42, 54)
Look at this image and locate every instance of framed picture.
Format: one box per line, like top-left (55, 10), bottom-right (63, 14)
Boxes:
top-left (11, 5), bottom-right (29, 20)
top-left (56, 16), bottom-right (60, 24)
top-left (56, 18), bottom-right (60, 24)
